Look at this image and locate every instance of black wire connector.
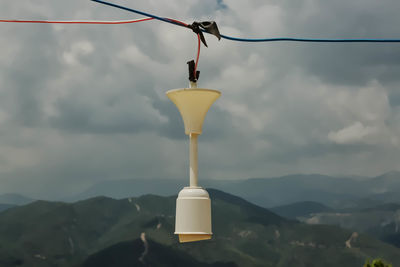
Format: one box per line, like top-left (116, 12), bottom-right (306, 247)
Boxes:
top-left (187, 60), bottom-right (199, 83)
top-left (189, 21), bottom-right (221, 47)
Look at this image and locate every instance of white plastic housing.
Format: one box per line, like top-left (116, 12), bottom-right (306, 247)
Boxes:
top-left (175, 187), bottom-right (212, 243)
top-left (166, 88), bottom-right (221, 135)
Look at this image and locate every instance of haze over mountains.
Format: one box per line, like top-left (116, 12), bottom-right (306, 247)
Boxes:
top-left (50, 171), bottom-right (400, 209)
top-left (0, 204), bottom-right (15, 213)
top-left (270, 201), bottom-right (334, 219)
top-left (0, 194), bottom-right (33, 206)
top-left (2, 171), bottom-right (400, 212)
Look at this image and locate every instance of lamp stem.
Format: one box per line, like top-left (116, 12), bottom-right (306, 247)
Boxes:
top-left (189, 133), bottom-right (199, 187)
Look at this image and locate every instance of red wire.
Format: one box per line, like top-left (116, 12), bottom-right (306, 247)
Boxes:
top-left (165, 18), bottom-right (188, 27)
top-left (2, 16), bottom-right (201, 80)
top-left (166, 18), bottom-right (201, 81)
top-left (194, 33), bottom-right (201, 80)
top-left (0, 18), bottom-right (154, 24)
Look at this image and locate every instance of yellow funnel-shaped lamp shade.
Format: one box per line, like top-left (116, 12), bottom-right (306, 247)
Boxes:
top-left (166, 88), bottom-right (221, 135)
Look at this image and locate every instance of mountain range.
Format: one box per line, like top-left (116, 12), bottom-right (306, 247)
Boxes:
top-left (0, 189), bottom-right (399, 267)
top-left (270, 201), bottom-right (334, 219)
top-left (3, 171), bottom-right (400, 210)
top-left (57, 171), bottom-right (400, 209)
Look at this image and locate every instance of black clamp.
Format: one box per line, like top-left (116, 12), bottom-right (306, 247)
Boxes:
top-left (188, 21), bottom-right (221, 47)
top-left (187, 60), bottom-right (199, 83)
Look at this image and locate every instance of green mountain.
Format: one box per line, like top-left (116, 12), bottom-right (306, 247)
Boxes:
top-left (298, 202), bottom-right (400, 248)
top-left (382, 234), bottom-right (400, 249)
top-left (82, 238), bottom-right (237, 267)
top-left (271, 201), bottom-right (334, 219)
top-left (0, 189), bottom-right (399, 267)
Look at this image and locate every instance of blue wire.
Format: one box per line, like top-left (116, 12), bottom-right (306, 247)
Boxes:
top-left (92, 0), bottom-right (400, 43)
top-left (91, 0), bottom-right (188, 28)
top-left (220, 34), bottom-right (400, 43)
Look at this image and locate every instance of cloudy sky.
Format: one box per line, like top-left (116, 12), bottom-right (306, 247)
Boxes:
top-left (0, 0), bottom-right (400, 198)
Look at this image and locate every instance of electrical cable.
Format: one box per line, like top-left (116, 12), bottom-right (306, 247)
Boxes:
top-left (91, 0), bottom-right (188, 29)
top-left (2, 1), bottom-right (400, 43)
top-left (0, 18), bottom-right (154, 24)
top-left (195, 34), bottom-right (201, 80)
top-left (2, 0), bottom-right (399, 82)
top-left (91, 0), bottom-right (400, 43)
top-left (165, 18), bottom-right (188, 27)
top-left (163, 18), bottom-right (201, 80)
top-left (0, 2), bottom-right (201, 80)
top-left (219, 35), bottom-right (400, 43)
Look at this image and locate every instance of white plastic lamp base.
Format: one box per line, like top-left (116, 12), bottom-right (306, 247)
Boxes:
top-left (174, 187), bottom-right (212, 243)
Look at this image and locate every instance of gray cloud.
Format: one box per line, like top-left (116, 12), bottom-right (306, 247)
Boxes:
top-left (0, 0), bottom-right (399, 198)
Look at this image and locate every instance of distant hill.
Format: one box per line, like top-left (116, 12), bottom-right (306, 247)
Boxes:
top-left (0, 189), bottom-right (399, 267)
top-left (0, 193), bottom-right (33, 205)
top-left (299, 202), bottom-right (400, 248)
top-left (271, 201), bottom-right (334, 219)
top-left (66, 179), bottom-right (185, 202)
top-left (365, 171), bottom-right (400, 194)
top-left (68, 171), bottom-right (400, 209)
top-left (362, 203), bottom-right (400, 212)
top-left (0, 204), bottom-right (15, 213)
top-left (223, 172), bottom-right (400, 208)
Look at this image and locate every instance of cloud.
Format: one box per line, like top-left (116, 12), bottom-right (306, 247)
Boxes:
top-left (0, 0), bottom-right (400, 197)
top-left (63, 41), bottom-right (94, 65)
top-left (328, 122), bottom-right (377, 144)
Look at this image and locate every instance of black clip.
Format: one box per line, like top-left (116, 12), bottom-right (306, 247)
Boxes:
top-left (198, 21), bottom-right (221, 40)
top-left (187, 60), bottom-right (200, 83)
top-left (189, 21), bottom-right (221, 47)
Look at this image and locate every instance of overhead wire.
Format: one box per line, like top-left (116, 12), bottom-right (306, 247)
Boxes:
top-left (88, 0), bottom-right (201, 79)
top-left (2, 1), bottom-right (400, 43)
top-left (0, 1), bottom-right (201, 80)
top-left (219, 35), bottom-right (400, 43)
top-left (90, 0), bottom-right (400, 43)
top-left (160, 19), bottom-right (201, 80)
top-left (1, 0), bottom-right (399, 82)
top-left (90, 0), bottom-right (188, 29)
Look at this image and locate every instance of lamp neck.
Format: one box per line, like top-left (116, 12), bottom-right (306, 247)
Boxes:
top-left (189, 133), bottom-right (199, 187)
top-left (189, 81), bottom-right (197, 89)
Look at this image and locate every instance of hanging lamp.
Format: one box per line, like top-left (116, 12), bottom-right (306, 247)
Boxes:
top-left (167, 61), bottom-right (221, 242)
